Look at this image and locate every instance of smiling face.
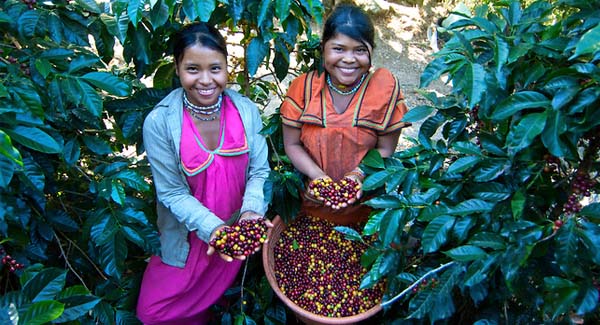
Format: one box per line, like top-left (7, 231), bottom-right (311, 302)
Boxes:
top-left (322, 33), bottom-right (371, 87)
top-left (176, 44), bottom-right (228, 107)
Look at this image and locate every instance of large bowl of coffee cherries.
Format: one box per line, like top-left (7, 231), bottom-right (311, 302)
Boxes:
top-left (263, 215), bottom-right (384, 325)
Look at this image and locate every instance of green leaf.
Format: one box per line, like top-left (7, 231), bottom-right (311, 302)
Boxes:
top-left (114, 170), bottom-right (150, 192)
top-left (422, 215), bottom-right (455, 253)
top-left (127, 0), bottom-right (144, 26)
top-left (364, 195), bottom-right (403, 209)
top-left (543, 276), bottom-right (578, 320)
top-left (507, 111), bottom-right (547, 154)
top-left (401, 105), bottom-right (434, 123)
top-left (90, 213), bottom-right (118, 245)
top-left (275, 0), bottom-right (292, 21)
top-left (246, 37), bottom-right (269, 76)
top-left (541, 109), bottom-right (567, 157)
top-left (82, 136), bottom-right (113, 155)
top-left (577, 285), bottom-right (599, 315)
top-left (580, 203), bottom-right (600, 220)
top-left (75, 0), bottom-right (102, 13)
top-left (469, 182), bottom-right (511, 202)
top-left (111, 180), bottom-right (126, 205)
top-left (452, 141), bottom-right (482, 155)
top-left (472, 159), bottom-right (508, 182)
top-left (362, 169), bottom-right (393, 191)
top-left (449, 199), bottom-right (494, 216)
top-left (362, 149), bottom-right (384, 169)
top-left (5, 126), bottom-right (62, 154)
top-left (446, 156), bottom-right (480, 174)
top-left (465, 62), bottom-right (485, 106)
top-left (494, 36), bottom-right (509, 74)
top-left (334, 226), bottom-right (362, 242)
top-left (22, 268), bottom-right (67, 302)
top-left (379, 209), bottom-right (404, 247)
top-left (62, 138), bottom-right (80, 166)
top-left (12, 81), bottom-right (43, 117)
top-left (257, 0), bottom-right (271, 29)
top-left (363, 210), bottom-right (386, 236)
top-left (571, 23), bottom-right (600, 59)
top-left (0, 129), bottom-right (22, 166)
top-left (0, 156), bottom-right (16, 189)
top-left (490, 91), bottom-right (550, 120)
top-left (99, 233), bottom-right (127, 279)
top-left (444, 245), bottom-right (487, 262)
top-left (420, 57), bottom-right (449, 88)
top-left (121, 226), bottom-right (146, 248)
top-left (468, 232), bottom-right (505, 250)
top-left (554, 221), bottom-right (580, 276)
top-left (511, 189), bottom-right (526, 220)
top-left (55, 294), bottom-right (101, 322)
top-left (18, 300), bottom-right (64, 325)
top-left (81, 72), bottom-right (131, 97)
top-left (182, 0), bottom-right (216, 22)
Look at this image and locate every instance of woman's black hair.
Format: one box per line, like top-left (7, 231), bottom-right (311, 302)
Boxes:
top-left (322, 4), bottom-right (375, 52)
top-left (173, 22), bottom-right (227, 65)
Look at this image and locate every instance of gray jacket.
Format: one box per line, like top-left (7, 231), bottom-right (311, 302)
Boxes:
top-left (143, 88), bottom-right (270, 267)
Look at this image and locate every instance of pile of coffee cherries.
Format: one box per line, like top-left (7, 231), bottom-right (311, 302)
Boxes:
top-left (308, 177), bottom-right (361, 209)
top-left (274, 215), bottom-right (385, 318)
top-left (210, 218), bottom-right (268, 257)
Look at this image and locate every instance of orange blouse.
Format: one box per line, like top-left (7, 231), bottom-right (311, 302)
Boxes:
top-left (281, 68), bottom-right (409, 224)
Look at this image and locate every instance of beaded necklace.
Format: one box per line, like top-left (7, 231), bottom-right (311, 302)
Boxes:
top-left (183, 92), bottom-right (222, 121)
top-left (326, 73), bottom-right (366, 96)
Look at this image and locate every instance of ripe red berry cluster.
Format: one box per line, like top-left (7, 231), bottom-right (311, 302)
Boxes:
top-left (0, 247), bottom-right (24, 273)
top-left (22, 0), bottom-right (37, 9)
top-left (411, 277), bottom-right (438, 294)
top-left (209, 218), bottom-right (268, 257)
top-left (274, 215), bottom-right (385, 318)
top-left (308, 177), bottom-right (361, 209)
top-left (563, 171), bottom-right (596, 213)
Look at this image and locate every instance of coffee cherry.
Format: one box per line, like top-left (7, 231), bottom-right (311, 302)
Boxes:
top-left (308, 177), bottom-right (361, 209)
top-left (210, 218), bottom-right (268, 257)
top-left (274, 215), bottom-right (384, 318)
top-left (1, 252), bottom-right (25, 273)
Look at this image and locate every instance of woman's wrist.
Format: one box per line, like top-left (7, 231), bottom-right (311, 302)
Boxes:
top-left (345, 167), bottom-right (365, 180)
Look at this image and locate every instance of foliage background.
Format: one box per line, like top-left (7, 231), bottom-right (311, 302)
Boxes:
top-left (1, 0), bottom-right (600, 324)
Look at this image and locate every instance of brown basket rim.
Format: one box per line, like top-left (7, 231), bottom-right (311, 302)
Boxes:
top-left (262, 215), bottom-right (382, 325)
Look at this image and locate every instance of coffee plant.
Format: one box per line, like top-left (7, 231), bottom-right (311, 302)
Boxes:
top-left (0, 0), bottom-right (321, 324)
top-left (340, 0), bottom-right (600, 323)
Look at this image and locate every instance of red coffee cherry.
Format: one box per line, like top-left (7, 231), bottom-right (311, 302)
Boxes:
top-left (274, 215), bottom-right (384, 317)
top-left (308, 177), bottom-right (361, 209)
top-left (210, 218), bottom-right (268, 257)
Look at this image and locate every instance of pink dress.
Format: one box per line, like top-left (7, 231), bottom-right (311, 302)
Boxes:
top-left (137, 96), bottom-right (250, 325)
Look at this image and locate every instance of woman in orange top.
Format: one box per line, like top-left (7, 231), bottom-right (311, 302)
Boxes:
top-left (281, 3), bottom-right (410, 225)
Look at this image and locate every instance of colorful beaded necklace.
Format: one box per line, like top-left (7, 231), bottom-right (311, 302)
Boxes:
top-left (183, 92), bottom-right (222, 121)
top-left (326, 73), bottom-right (366, 96)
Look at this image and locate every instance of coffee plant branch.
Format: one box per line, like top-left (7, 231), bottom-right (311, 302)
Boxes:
top-left (380, 261), bottom-right (455, 308)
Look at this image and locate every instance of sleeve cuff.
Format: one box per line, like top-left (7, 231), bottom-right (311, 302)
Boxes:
top-left (195, 216), bottom-right (225, 243)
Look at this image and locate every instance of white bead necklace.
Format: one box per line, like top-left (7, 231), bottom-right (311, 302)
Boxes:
top-left (183, 92), bottom-right (222, 121)
top-left (326, 73), bottom-right (366, 96)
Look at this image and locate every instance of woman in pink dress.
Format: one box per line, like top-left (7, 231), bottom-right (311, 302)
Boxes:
top-left (137, 22), bottom-right (271, 324)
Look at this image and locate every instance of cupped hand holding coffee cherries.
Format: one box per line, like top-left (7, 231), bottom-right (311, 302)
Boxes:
top-left (207, 214), bottom-right (272, 262)
top-left (307, 173), bottom-right (363, 210)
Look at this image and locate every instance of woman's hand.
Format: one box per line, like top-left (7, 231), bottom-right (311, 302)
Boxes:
top-left (239, 212), bottom-right (273, 255)
top-left (207, 225), bottom-right (240, 262)
top-left (343, 168), bottom-right (365, 205)
top-left (305, 175), bottom-right (333, 205)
